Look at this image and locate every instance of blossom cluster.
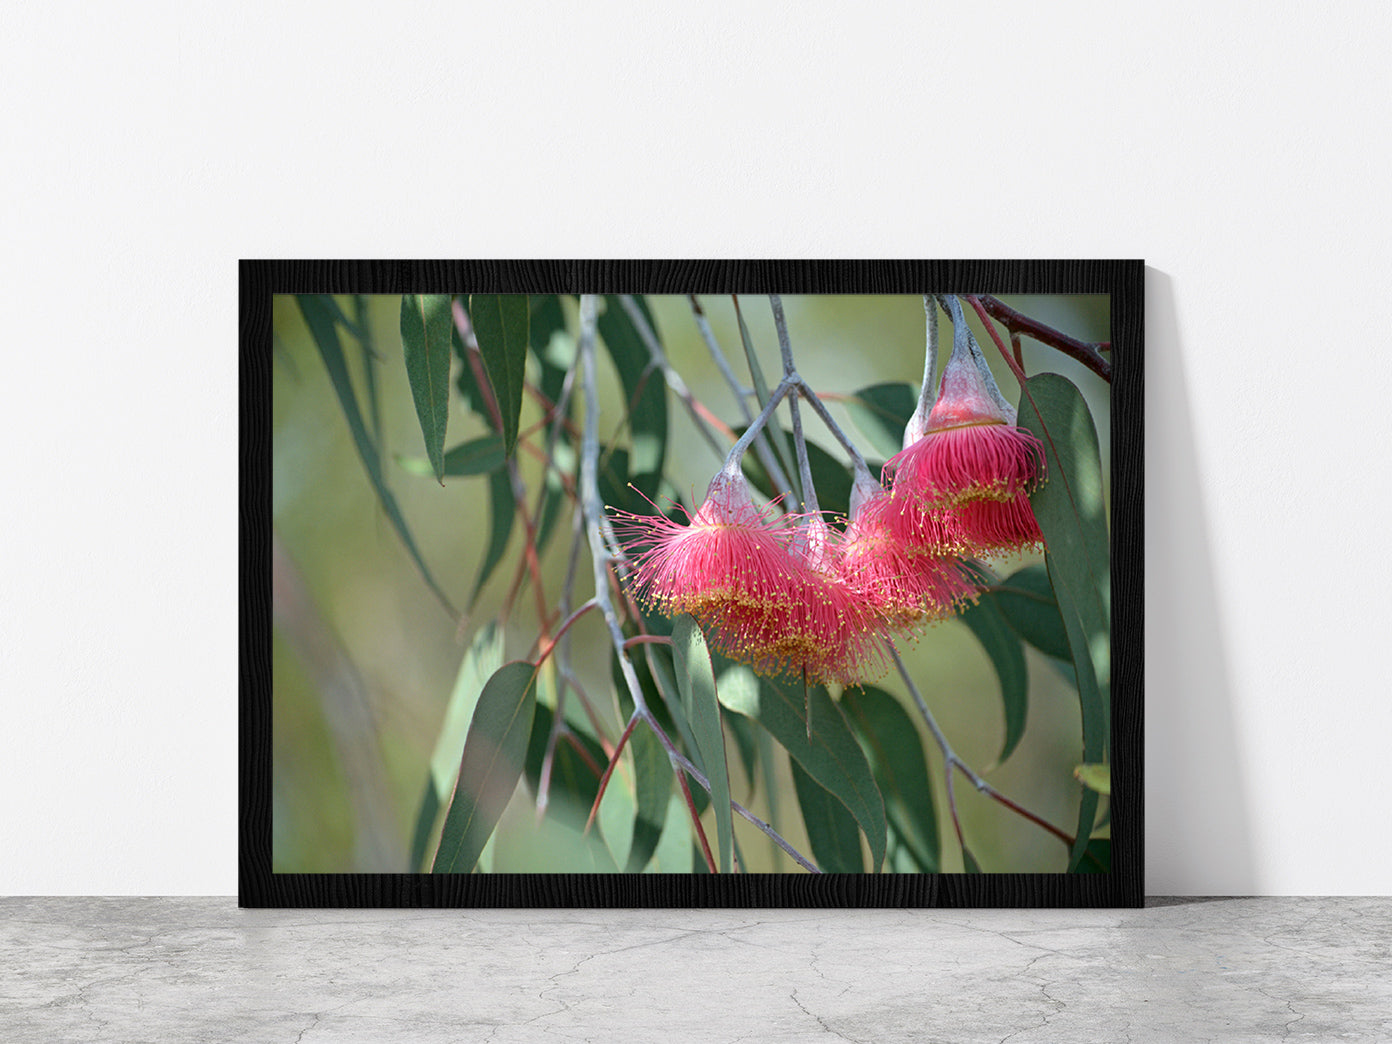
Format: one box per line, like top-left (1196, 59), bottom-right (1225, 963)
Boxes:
top-left (613, 335), bottom-right (1046, 685)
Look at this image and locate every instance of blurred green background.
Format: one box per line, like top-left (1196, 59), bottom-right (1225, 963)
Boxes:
top-left (271, 293), bottom-right (1111, 874)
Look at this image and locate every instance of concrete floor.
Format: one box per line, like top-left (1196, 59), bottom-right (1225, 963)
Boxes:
top-left (1, 897), bottom-right (1388, 1042)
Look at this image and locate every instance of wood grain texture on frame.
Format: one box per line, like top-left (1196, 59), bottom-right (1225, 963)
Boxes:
top-left (241, 259), bottom-right (1143, 908)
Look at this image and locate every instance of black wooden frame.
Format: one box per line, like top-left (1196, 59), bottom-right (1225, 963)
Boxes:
top-left (241, 260), bottom-right (1143, 907)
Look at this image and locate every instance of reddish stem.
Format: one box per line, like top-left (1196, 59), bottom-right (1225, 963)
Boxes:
top-left (584, 713), bottom-right (642, 835)
top-left (677, 769), bottom-right (718, 873)
top-left (975, 294), bottom-right (1111, 382)
top-left (622, 634), bottom-right (673, 651)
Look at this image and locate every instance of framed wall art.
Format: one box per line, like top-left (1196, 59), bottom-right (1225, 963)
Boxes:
top-left (242, 260), bottom-right (1142, 906)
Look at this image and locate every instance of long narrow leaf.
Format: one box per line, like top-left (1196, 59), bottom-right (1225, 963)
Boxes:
top-left (626, 722), bottom-right (674, 872)
top-left (408, 622), bottom-right (505, 870)
top-left (719, 674), bottom-right (886, 872)
top-left (469, 467), bottom-right (516, 609)
top-left (597, 295), bottom-right (668, 497)
top-left (958, 591), bottom-right (1029, 766)
top-left (791, 760), bottom-right (863, 872)
top-left (396, 434), bottom-right (507, 479)
top-left (841, 686), bottom-right (940, 873)
top-left (400, 294), bottom-right (454, 483)
top-left (1015, 374), bottom-right (1110, 869)
top-left (469, 294), bottom-right (530, 458)
top-left (295, 295), bottom-right (456, 615)
top-left (992, 563), bottom-right (1072, 661)
top-left (672, 616), bottom-right (732, 873)
top-left (432, 661), bottom-right (538, 873)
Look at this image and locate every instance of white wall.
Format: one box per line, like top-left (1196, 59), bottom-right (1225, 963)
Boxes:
top-left (3, 2), bottom-right (1388, 896)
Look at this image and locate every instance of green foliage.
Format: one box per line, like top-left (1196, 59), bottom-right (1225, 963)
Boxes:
top-left (400, 294), bottom-right (454, 483)
top-left (991, 563), bottom-right (1071, 662)
top-left (597, 295), bottom-right (668, 498)
top-left (294, 294), bottom-right (456, 614)
top-left (791, 759), bottom-right (864, 873)
top-left (432, 662), bottom-right (538, 873)
top-left (468, 294), bottom-right (530, 459)
top-left (278, 293), bottom-right (1113, 877)
top-left (844, 381), bottom-right (917, 460)
top-left (718, 671), bottom-right (886, 873)
top-left (842, 686), bottom-right (940, 873)
top-left (672, 615), bottom-right (733, 874)
top-left (409, 622), bottom-right (505, 871)
top-left (1016, 373), bottom-right (1110, 867)
top-left (958, 589), bottom-right (1029, 766)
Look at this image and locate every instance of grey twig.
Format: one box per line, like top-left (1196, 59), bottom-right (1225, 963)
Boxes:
top-left (619, 294), bottom-right (726, 462)
top-left (688, 295), bottom-right (797, 511)
top-left (579, 294), bottom-right (821, 875)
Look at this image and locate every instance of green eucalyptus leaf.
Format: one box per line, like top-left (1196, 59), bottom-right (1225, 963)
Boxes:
top-left (432, 661), bottom-right (538, 873)
top-left (992, 563), bottom-right (1072, 662)
top-left (718, 674), bottom-right (886, 872)
top-left (672, 616), bottom-right (733, 874)
top-left (844, 381), bottom-right (917, 460)
top-left (958, 590), bottom-right (1029, 766)
top-left (597, 295), bottom-right (667, 497)
top-left (469, 294), bottom-right (530, 458)
top-left (841, 686), bottom-right (940, 873)
top-left (625, 722), bottom-right (674, 872)
top-left (409, 622), bottom-right (506, 870)
top-left (400, 294), bottom-right (454, 483)
top-left (791, 760), bottom-right (864, 873)
top-left (1016, 374), bottom-right (1110, 867)
top-left (1078, 837), bottom-right (1112, 874)
top-left (469, 467), bottom-right (516, 609)
top-left (295, 295), bottom-right (455, 615)
top-left (396, 434), bottom-right (506, 479)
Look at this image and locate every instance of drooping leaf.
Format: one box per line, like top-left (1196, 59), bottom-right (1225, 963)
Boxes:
top-left (740, 425), bottom-right (853, 520)
top-left (352, 295), bottom-right (381, 445)
top-left (450, 300), bottom-right (493, 424)
top-left (992, 563), bottom-right (1071, 661)
top-left (844, 381), bottom-right (917, 460)
top-left (672, 616), bottom-right (733, 874)
top-left (718, 674), bottom-right (886, 872)
top-left (1056, 566), bottom-right (1104, 871)
top-left (733, 295), bottom-right (800, 505)
top-left (841, 686), bottom-right (940, 873)
top-left (1015, 374), bottom-right (1110, 868)
top-left (1074, 763), bottom-right (1111, 796)
top-left (529, 294), bottom-right (574, 412)
top-left (724, 707), bottom-right (759, 793)
top-left (469, 467), bottom-right (516, 609)
top-left (295, 295), bottom-right (456, 615)
top-left (432, 661), bottom-right (538, 873)
top-left (469, 293), bottom-right (530, 458)
top-left (958, 590), bottom-right (1029, 766)
top-left (396, 434), bottom-right (506, 479)
top-left (1078, 837), bottom-right (1112, 874)
top-left (791, 759), bottom-right (864, 872)
top-left (961, 845), bottom-right (983, 874)
top-left (625, 721), bottom-right (674, 872)
top-left (597, 295), bottom-right (667, 498)
top-left (400, 294), bottom-right (454, 482)
top-left (409, 622), bottom-right (506, 870)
